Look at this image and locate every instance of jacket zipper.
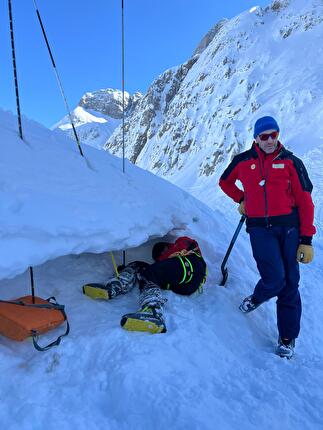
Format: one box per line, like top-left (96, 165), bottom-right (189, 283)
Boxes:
top-left (259, 150), bottom-right (282, 227)
top-left (258, 156), bottom-right (269, 225)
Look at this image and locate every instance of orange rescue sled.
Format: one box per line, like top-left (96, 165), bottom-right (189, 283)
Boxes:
top-left (0, 295), bottom-right (69, 351)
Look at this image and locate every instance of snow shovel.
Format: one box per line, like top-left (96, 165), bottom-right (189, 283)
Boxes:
top-left (220, 215), bottom-right (246, 286)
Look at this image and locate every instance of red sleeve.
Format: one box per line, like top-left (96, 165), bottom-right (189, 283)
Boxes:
top-left (219, 159), bottom-right (244, 203)
top-left (290, 160), bottom-right (316, 237)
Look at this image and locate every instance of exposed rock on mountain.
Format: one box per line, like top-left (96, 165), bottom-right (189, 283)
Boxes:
top-left (192, 19), bottom-right (228, 57)
top-left (53, 89), bottom-right (142, 149)
top-left (106, 57), bottom-right (199, 163)
top-left (104, 0), bottom-right (323, 206)
top-left (79, 89), bottom-right (142, 119)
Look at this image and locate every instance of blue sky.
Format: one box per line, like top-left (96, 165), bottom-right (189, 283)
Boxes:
top-left (1, 0), bottom-right (269, 127)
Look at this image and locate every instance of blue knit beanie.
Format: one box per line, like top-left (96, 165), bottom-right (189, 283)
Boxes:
top-left (254, 116), bottom-right (280, 138)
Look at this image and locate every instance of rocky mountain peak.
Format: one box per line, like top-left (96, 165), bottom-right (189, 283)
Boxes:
top-left (79, 88), bottom-right (142, 119)
top-left (192, 19), bottom-right (228, 57)
top-left (54, 88), bottom-right (143, 149)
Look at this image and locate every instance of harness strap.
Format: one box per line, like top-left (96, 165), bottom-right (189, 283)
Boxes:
top-left (0, 298), bottom-right (65, 311)
top-left (197, 266), bottom-right (208, 294)
top-left (32, 316), bottom-right (70, 352)
top-left (178, 256), bottom-right (187, 284)
top-left (184, 257), bottom-right (194, 283)
top-left (178, 256), bottom-right (194, 284)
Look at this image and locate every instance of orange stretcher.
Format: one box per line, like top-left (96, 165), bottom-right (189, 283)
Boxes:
top-left (0, 295), bottom-right (69, 351)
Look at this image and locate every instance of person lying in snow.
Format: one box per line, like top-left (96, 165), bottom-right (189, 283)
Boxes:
top-left (83, 236), bottom-right (207, 333)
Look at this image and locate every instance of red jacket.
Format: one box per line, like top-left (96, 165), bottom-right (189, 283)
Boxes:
top-left (157, 237), bottom-right (203, 261)
top-left (219, 142), bottom-right (315, 238)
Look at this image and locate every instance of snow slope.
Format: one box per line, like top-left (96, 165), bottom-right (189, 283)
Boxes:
top-left (1, 108), bottom-right (323, 430)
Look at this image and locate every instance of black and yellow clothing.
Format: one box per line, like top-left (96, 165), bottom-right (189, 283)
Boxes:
top-left (137, 253), bottom-right (206, 296)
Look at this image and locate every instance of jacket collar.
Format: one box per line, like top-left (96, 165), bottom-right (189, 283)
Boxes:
top-left (251, 141), bottom-right (290, 160)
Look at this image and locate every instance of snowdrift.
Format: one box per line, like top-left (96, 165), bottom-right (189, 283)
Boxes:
top-left (0, 108), bottom-right (223, 280)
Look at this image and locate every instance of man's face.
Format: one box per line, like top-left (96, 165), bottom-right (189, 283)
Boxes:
top-left (255, 129), bottom-right (279, 154)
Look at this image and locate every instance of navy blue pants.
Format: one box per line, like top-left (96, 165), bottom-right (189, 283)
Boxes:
top-left (248, 226), bottom-right (301, 339)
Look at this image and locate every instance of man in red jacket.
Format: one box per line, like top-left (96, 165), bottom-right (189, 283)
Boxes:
top-left (219, 116), bottom-right (315, 358)
top-left (83, 237), bottom-right (207, 334)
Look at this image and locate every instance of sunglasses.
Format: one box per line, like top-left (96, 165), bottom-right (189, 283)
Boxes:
top-left (258, 131), bottom-right (279, 141)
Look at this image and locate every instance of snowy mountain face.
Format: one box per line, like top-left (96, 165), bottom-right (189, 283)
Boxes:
top-left (106, 57), bottom-right (199, 162)
top-left (53, 88), bottom-right (142, 149)
top-left (102, 0), bottom-right (323, 208)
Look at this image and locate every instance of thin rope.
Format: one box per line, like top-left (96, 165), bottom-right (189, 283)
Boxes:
top-left (8, 0), bottom-right (36, 297)
top-left (121, 0), bottom-right (126, 267)
top-left (8, 0), bottom-right (23, 140)
top-left (110, 252), bottom-right (120, 277)
top-left (122, 0), bottom-right (125, 174)
top-left (32, 0), bottom-right (84, 157)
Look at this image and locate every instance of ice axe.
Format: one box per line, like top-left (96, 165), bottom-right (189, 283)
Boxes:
top-left (220, 215), bottom-right (246, 286)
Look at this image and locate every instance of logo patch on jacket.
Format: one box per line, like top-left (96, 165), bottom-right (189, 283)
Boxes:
top-left (251, 164), bottom-right (256, 170)
top-left (272, 163), bottom-right (285, 169)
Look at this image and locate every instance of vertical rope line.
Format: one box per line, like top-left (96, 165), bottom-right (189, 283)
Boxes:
top-left (121, 0), bottom-right (125, 174)
top-left (8, 0), bottom-right (36, 296)
top-left (8, 0), bottom-right (23, 140)
top-left (32, 0), bottom-right (84, 157)
top-left (121, 0), bottom-right (126, 267)
top-left (110, 252), bottom-right (120, 278)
